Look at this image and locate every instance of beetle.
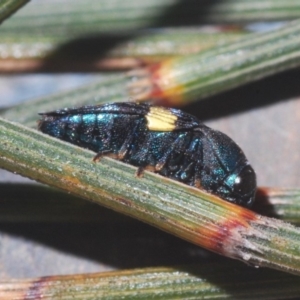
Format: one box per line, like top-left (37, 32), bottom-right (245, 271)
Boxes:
top-left (38, 102), bottom-right (256, 207)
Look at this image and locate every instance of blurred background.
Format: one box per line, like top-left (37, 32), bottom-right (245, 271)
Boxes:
top-left (0, 0), bottom-right (300, 278)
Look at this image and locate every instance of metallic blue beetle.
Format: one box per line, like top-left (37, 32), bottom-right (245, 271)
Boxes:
top-left (39, 102), bottom-right (256, 207)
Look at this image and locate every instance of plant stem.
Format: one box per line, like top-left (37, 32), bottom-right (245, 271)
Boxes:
top-left (1, 0), bottom-right (300, 35)
top-left (1, 185), bottom-right (300, 225)
top-left (0, 183), bottom-right (131, 223)
top-left (0, 0), bottom-right (28, 24)
top-left (0, 28), bottom-right (245, 72)
top-left (1, 117), bottom-right (300, 275)
top-left (1, 262), bottom-right (300, 299)
top-left (129, 19), bottom-right (300, 105)
top-left (255, 187), bottom-right (300, 224)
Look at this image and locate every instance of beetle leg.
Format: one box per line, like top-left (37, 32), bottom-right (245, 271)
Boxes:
top-left (135, 166), bottom-right (145, 178)
top-left (155, 134), bottom-right (187, 171)
top-left (93, 150), bottom-right (113, 162)
top-left (92, 117), bottom-right (115, 162)
top-left (192, 148), bottom-right (203, 188)
top-left (194, 179), bottom-right (201, 188)
top-left (118, 120), bottom-right (142, 160)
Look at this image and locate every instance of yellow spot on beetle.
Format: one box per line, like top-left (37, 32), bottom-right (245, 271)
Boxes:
top-left (146, 107), bottom-right (177, 131)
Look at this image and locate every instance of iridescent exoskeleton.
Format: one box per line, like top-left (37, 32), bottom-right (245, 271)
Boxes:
top-left (39, 102), bottom-right (256, 207)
